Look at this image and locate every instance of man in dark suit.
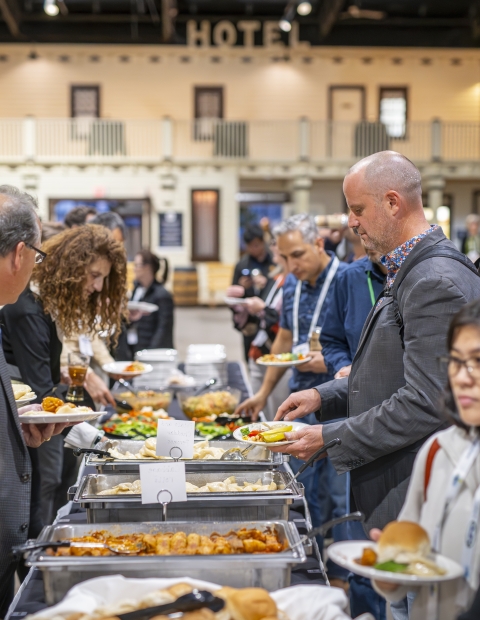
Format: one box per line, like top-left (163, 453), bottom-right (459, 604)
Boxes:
top-left (0, 186), bottom-right (70, 616)
top-left (271, 152), bottom-right (480, 535)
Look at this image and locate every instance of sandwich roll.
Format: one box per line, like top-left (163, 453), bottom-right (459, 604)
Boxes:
top-left (377, 521), bottom-right (431, 564)
top-left (224, 588), bottom-right (277, 620)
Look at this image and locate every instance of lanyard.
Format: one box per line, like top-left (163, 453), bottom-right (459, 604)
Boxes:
top-left (264, 277), bottom-right (281, 307)
top-left (292, 256), bottom-right (340, 346)
top-left (432, 438), bottom-right (480, 589)
top-left (367, 271), bottom-right (376, 307)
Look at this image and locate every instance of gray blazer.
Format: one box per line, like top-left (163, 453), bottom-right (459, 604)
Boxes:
top-left (0, 345), bottom-right (32, 602)
top-left (318, 228), bottom-right (480, 531)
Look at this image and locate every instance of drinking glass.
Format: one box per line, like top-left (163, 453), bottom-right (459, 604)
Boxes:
top-left (66, 352), bottom-right (90, 403)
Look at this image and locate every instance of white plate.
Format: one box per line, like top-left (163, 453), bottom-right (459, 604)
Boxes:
top-left (102, 362), bottom-right (153, 377)
top-left (127, 301), bottom-right (159, 314)
top-left (233, 421), bottom-right (307, 447)
top-left (19, 410), bottom-right (105, 424)
top-left (15, 394), bottom-right (37, 406)
top-left (327, 541), bottom-right (464, 585)
top-left (224, 297), bottom-right (250, 305)
top-left (256, 356), bottom-right (311, 367)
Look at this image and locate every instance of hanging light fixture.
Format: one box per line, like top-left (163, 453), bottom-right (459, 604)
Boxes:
top-left (279, 18), bottom-right (292, 32)
top-left (279, 1), bottom-right (296, 32)
top-left (44, 0), bottom-right (59, 16)
top-left (297, 2), bottom-right (312, 15)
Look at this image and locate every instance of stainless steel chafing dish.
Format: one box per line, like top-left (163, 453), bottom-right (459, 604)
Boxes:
top-left (86, 439), bottom-right (287, 472)
top-left (72, 471), bottom-right (303, 523)
top-left (27, 520), bottom-right (306, 604)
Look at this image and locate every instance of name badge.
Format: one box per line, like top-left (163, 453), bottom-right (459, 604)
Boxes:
top-left (78, 335), bottom-right (93, 357)
top-left (292, 343), bottom-right (309, 356)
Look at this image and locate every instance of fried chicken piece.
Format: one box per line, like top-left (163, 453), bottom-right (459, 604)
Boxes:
top-left (198, 535), bottom-right (215, 555)
top-left (170, 531), bottom-right (187, 554)
top-left (265, 534), bottom-right (283, 553)
top-left (142, 534), bottom-right (157, 553)
top-left (212, 536), bottom-right (232, 554)
top-left (185, 533), bottom-right (201, 555)
top-left (42, 396), bottom-right (64, 412)
top-left (243, 539), bottom-right (267, 553)
top-left (237, 528), bottom-right (266, 542)
top-left (155, 534), bottom-right (171, 555)
top-left (225, 534), bottom-right (245, 554)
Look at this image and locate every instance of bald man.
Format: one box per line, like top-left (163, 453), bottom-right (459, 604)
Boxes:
top-left (271, 151), bottom-right (480, 533)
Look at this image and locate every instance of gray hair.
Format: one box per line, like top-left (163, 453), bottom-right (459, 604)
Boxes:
top-left (0, 185), bottom-right (40, 258)
top-left (273, 213), bottom-right (319, 244)
top-left (90, 211), bottom-right (127, 239)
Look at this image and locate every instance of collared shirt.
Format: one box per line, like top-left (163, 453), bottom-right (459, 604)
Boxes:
top-left (280, 251), bottom-right (347, 392)
top-left (321, 256), bottom-right (385, 375)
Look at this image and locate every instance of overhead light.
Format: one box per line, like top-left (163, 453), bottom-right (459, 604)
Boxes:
top-left (297, 2), bottom-right (312, 15)
top-left (44, 0), bottom-right (59, 16)
top-left (279, 18), bottom-right (292, 32)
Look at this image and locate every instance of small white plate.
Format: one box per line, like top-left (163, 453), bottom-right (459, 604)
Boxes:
top-left (224, 297), bottom-right (250, 305)
top-left (15, 394), bottom-right (37, 406)
top-left (233, 421), bottom-right (307, 447)
top-left (327, 541), bottom-right (464, 585)
top-left (102, 362), bottom-right (153, 377)
top-left (256, 356), bottom-right (311, 367)
top-left (19, 411), bottom-right (105, 424)
top-left (127, 301), bottom-right (159, 314)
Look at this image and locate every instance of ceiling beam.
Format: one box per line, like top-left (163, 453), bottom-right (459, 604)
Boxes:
top-left (0, 0), bottom-right (22, 38)
top-left (318, 0), bottom-right (345, 39)
top-left (161, 0), bottom-right (176, 41)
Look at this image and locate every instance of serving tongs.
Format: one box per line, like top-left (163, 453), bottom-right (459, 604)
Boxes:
top-left (72, 447), bottom-right (114, 460)
top-left (11, 539), bottom-right (146, 560)
top-left (286, 511), bottom-right (365, 553)
top-left (116, 590), bottom-right (225, 620)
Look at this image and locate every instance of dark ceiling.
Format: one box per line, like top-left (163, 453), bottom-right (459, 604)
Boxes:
top-left (1, 0), bottom-right (479, 46)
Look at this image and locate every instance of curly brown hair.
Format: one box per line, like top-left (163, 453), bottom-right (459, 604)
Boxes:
top-left (32, 224), bottom-right (127, 344)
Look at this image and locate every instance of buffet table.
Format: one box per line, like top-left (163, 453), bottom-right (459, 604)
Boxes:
top-left (6, 362), bottom-right (328, 619)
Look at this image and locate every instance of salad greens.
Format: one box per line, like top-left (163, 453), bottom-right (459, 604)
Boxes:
top-left (374, 561), bottom-right (409, 573)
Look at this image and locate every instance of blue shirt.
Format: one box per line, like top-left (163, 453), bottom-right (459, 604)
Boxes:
top-left (280, 252), bottom-right (348, 392)
top-left (321, 256), bottom-right (385, 375)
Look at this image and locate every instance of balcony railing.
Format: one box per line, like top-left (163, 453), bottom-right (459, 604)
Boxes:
top-left (1, 117), bottom-right (479, 165)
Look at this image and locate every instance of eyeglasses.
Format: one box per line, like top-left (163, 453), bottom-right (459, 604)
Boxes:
top-left (26, 242), bottom-right (47, 264)
top-left (439, 355), bottom-right (480, 380)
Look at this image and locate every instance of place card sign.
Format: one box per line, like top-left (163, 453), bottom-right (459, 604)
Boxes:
top-left (156, 419), bottom-right (195, 459)
top-left (140, 462), bottom-right (187, 505)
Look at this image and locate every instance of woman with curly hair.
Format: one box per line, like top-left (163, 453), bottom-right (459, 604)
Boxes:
top-left (0, 224), bottom-right (127, 524)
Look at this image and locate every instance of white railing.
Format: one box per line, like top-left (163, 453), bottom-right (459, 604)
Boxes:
top-left (0, 117), bottom-right (479, 164)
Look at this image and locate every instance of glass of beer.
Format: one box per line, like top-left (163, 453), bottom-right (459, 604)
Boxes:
top-left (66, 352), bottom-right (90, 403)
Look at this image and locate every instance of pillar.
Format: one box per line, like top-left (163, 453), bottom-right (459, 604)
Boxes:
top-left (292, 176), bottom-right (312, 214)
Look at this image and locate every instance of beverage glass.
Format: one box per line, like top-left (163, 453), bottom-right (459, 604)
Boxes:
top-left (66, 352), bottom-right (90, 403)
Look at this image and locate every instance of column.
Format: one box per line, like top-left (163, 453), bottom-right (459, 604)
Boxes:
top-left (292, 176), bottom-right (312, 214)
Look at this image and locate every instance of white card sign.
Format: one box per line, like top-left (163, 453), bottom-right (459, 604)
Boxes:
top-left (139, 462), bottom-right (187, 504)
top-left (156, 419), bottom-right (195, 459)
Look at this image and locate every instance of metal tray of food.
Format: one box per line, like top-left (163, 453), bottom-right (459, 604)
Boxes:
top-left (86, 439), bottom-right (286, 472)
top-left (27, 520), bottom-right (306, 604)
top-left (73, 471), bottom-right (303, 523)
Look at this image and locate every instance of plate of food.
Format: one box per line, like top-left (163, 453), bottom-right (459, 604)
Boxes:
top-left (127, 301), bottom-right (159, 314)
top-left (19, 397), bottom-right (104, 424)
top-left (233, 421), bottom-right (306, 447)
top-left (102, 361), bottom-right (153, 377)
top-left (224, 296), bottom-right (250, 305)
top-left (12, 383), bottom-right (37, 405)
top-left (327, 521), bottom-right (464, 585)
top-left (256, 353), bottom-right (311, 367)
top-left (102, 408), bottom-right (172, 439)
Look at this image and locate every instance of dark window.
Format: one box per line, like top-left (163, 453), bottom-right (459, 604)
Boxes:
top-left (194, 86), bottom-right (223, 141)
top-left (191, 189), bottom-right (219, 262)
top-left (71, 85), bottom-right (100, 118)
top-left (379, 87), bottom-right (408, 139)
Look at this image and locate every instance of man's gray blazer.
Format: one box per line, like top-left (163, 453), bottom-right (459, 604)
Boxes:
top-left (0, 344), bottom-right (32, 603)
top-left (318, 228), bottom-right (480, 531)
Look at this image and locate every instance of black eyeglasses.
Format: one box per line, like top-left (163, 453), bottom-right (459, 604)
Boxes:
top-left (438, 355), bottom-right (480, 380)
top-left (26, 242), bottom-right (47, 264)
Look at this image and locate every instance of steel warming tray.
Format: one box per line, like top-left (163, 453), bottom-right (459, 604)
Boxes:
top-left (73, 471), bottom-right (303, 522)
top-left (86, 439), bottom-right (286, 472)
top-left (27, 520), bottom-right (306, 604)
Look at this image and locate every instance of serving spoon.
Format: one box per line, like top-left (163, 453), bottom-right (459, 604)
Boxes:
top-left (11, 539), bottom-right (146, 559)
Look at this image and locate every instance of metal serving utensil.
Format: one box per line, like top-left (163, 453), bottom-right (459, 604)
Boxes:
top-left (220, 442), bottom-right (257, 461)
top-left (117, 590), bottom-right (225, 620)
top-left (286, 511), bottom-right (365, 553)
top-left (12, 539), bottom-right (146, 559)
top-left (118, 377), bottom-right (139, 396)
top-left (194, 377), bottom-right (217, 395)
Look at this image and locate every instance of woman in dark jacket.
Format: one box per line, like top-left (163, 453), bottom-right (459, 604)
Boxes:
top-left (117, 250), bottom-right (174, 359)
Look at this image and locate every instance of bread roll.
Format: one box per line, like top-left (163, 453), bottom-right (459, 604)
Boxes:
top-left (226, 588), bottom-right (277, 620)
top-left (377, 521), bottom-right (430, 564)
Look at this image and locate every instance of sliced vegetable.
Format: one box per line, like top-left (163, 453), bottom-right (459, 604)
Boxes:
top-left (374, 561), bottom-right (408, 573)
top-left (260, 425), bottom-right (292, 436)
top-left (262, 432), bottom-right (287, 443)
top-left (241, 427), bottom-right (250, 436)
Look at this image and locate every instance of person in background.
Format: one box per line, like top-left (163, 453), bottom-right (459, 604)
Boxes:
top-left (373, 300), bottom-right (480, 620)
top-left (236, 214), bottom-right (348, 558)
top-left (116, 250), bottom-right (174, 360)
top-left (0, 225), bottom-right (127, 525)
top-left (64, 205), bottom-right (97, 228)
top-left (342, 227), bottom-right (368, 263)
top-left (0, 186), bottom-right (74, 616)
top-left (41, 220), bottom-right (66, 242)
top-left (461, 213), bottom-right (480, 263)
top-left (232, 223), bottom-right (275, 360)
top-left (90, 211), bottom-right (126, 244)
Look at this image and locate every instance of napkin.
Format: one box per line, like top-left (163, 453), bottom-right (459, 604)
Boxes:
top-left (64, 422), bottom-right (104, 450)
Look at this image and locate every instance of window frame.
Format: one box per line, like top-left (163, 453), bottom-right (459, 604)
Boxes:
top-left (191, 188), bottom-right (220, 262)
top-left (378, 86), bottom-right (408, 140)
top-left (70, 85), bottom-right (101, 118)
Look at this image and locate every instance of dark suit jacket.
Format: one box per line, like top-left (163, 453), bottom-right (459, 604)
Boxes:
top-left (317, 228), bottom-right (480, 531)
top-left (0, 345), bottom-right (32, 603)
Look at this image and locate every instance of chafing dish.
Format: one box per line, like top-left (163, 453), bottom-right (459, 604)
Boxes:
top-left (72, 471), bottom-right (303, 523)
top-left (86, 439), bottom-right (286, 472)
top-left (27, 520), bottom-right (306, 604)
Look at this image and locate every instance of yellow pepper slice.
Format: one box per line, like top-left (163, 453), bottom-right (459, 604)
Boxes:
top-left (262, 432), bottom-right (287, 443)
top-left (261, 425), bottom-right (292, 436)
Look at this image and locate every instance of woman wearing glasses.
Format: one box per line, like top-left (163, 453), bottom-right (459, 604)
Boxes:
top-left (0, 224), bottom-right (127, 525)
top-left (372, 299), bottom-right (480, 620)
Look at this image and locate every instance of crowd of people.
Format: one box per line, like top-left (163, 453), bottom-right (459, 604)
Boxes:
top-left (2, 149), bottom-right (480, 620)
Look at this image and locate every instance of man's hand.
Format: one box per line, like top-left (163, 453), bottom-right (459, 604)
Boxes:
top-left (269, 424), bottom-right (324, 461)
top-left (234, 392), bottom-right (267, 421)
top-left (21, 421), bottom-right (72, 448)
top-left (226, 285), bottom-right (245, 299)
top-left (275, 388), bottom-right (321, 422)
top-left (252, 273), bottom-right (267, 291)
top-left (297, 351), bottom-right (327, 374)
top-left (85, 372), bottom-right (116, 407)
top-left (128, 310), bottom-right (144, 322)
top-left (244, 297), bottom-right (266, 315)
top-left (335, 365), bottom-right (352, 379)
top-left (238, 275), bottom-right (253, 290)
